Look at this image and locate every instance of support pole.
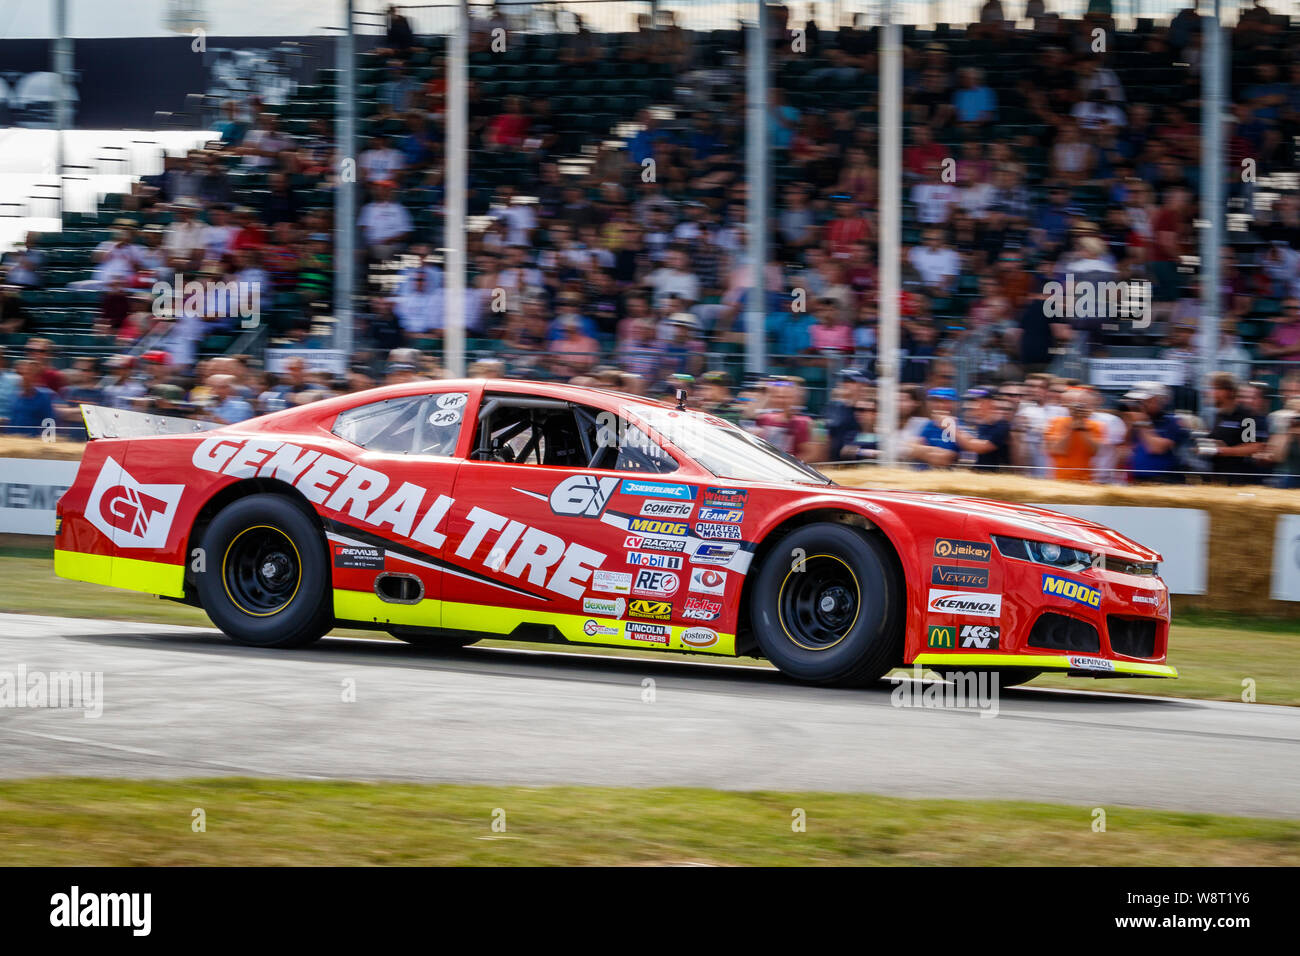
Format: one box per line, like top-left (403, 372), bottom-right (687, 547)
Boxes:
top-left (444, 0), bottom-right (468, 377)
top-left (1198, 3), bottom-right (1224, 418)
top-left (877, 11), bottom-right (901, 467)
top-left (334, 0), bottom-right (357, 356)
top-left (744, 0), bottom-right (769, 377)
top-left (53, 0), bottom-right (74, 223)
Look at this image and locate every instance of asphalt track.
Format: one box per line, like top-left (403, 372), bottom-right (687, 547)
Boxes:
top-left (1, 613), bottom-right (1298, 818)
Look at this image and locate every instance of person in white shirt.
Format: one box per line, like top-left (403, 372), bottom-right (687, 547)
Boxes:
top-left (1015, 400), bottom-right (1050, 477)
top-left (1088, 388), bottom-right (1127, 484)
top-left (394, 272), bottom-right (442, 336)
top-left (358, 182), bottom-right (413, 258)
top-left (396, 249), bottom-right (443, 298)
top-left (496, 245), bottom-right (544, 309)
top-left (71, 225), bottom-right (141, 289)
top-left (907, 229), bottom-right (961, 294)
top-left (912, 160), bottom-right (960, 224)
top-left (1077, 58), bottom-right (1126, 104)
top-left (164, 202), bottom-right (207, 262)
top-left (648, 245), bottom-right (701, 309)
top-left (201, 205), bottom-right (238, 262)
top-left (960, 175), bottom-right (996, 220)
top-left (1071, 91), bottom-right (1127, 132)
top-left (489, 186), bottom-right (537, 246)
top-left (239, 113), bottom-right (291, 168)
top-left (359, 133), bottom-right (406, 183)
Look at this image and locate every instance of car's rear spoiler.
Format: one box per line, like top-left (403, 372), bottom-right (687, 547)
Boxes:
top-left (80, 403), bottom-right (220, 440)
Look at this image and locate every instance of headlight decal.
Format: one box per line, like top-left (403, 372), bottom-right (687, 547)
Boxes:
top-left (992, 535), bottom-right (1094, 572)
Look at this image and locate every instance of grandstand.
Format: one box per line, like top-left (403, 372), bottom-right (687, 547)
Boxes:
top-left (3, 3), bottom-right (1299, 483)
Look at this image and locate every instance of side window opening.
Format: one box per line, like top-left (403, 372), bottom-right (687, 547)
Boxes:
top-left (472, 396), bottom-right (677, 473)
top-left (332, 392), bottom-right (468, 456)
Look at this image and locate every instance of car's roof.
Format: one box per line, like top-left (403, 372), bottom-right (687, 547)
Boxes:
top-left (381, 378), bottom-right (677, 410)
top-left (242, 378), bottom-right (682, 432)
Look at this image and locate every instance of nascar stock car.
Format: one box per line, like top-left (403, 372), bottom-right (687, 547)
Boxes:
top-left (54, 379), bottom-right (1177, 687)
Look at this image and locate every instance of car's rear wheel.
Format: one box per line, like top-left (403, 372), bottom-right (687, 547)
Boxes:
top-left (749, 522), bottom-right (904, 686)
top-left (388, 627), bottom-right (480, 649)
top-left (196, 493), bottom-right (333, 648)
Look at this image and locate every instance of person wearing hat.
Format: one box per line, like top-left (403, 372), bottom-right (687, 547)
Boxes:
top-left (658, 313), bottom-right (703, 380)
top-left (148, 381), bottom-right (189, 418)
top-left (755, 378), bottom-right (817, 461)
top-left (823, 368), bottom-right (871, 461)
top-left (383, 359), bottom-right (419, 387)
top-left (954, 387), bottom-right (1012, 470)
top-left (98, 353), bottom-right (142, 411)
top-left (908, 387), bottom-right (961, 469)
top-left (698, 370), bottom-right (741, 424)
top-left (1124, 381), bottom-right (1189, 483)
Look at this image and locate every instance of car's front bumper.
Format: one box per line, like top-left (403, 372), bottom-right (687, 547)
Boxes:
top-left (912, 652), bottom-right (1178, 679)
top-left (915, 562), bottom-right (1176, 678)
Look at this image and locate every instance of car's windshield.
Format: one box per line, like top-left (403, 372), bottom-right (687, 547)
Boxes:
top-left (627, 406), bottom-right (832, 485)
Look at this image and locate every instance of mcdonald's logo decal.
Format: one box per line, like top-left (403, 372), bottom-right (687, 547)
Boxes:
top-left (927, 624), bottom-right (956, 649)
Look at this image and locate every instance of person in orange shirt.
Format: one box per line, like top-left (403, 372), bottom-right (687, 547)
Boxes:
top-left (1045, 388), bottom-right (1104, 481)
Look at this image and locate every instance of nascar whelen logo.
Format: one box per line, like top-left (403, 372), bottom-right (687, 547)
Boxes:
top-left (85, 457), bottom-right (184, 549)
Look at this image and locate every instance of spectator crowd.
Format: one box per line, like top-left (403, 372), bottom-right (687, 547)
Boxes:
top-left (3, 1), bottom-right (1300, 487)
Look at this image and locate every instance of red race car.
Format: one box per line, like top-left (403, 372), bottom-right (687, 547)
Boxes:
top-left (54, 379), bottom-right (1176, 686)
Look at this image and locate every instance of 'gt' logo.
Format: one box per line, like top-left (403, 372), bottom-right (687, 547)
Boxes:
top-left (86, 456), bottom-right (184, 549)
top-left (101, 485), bottom-right (169, 537)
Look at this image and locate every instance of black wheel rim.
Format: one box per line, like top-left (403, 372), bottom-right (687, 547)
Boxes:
top-left (222, 525), bottom-right (302, 617)
top-left (778, 554), bottom-right (862, 651)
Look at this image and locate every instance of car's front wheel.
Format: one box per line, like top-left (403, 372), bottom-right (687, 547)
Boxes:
top-left (195, 493), bottom-right (333, 648)
top-left (749, 522), bottom-right (904, 686)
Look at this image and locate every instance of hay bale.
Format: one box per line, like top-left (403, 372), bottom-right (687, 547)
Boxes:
top-left (0, 438), bottom-right (85, 461)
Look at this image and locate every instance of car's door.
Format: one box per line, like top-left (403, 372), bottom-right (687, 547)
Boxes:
top-left (324, 384), bottom-right (478, 630)
top-left (445, 392), bottom-right (727, 652)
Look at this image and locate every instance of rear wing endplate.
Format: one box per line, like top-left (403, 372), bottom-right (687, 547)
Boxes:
top-left (81, 404), bottom-right (220, 440)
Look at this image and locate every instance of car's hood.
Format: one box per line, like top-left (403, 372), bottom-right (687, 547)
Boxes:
top-left (828, 486), bottom-right (1162, 563)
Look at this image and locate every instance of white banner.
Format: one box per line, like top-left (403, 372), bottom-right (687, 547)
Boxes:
top-left (265, 348), bottom-right (348, 375)
top-left (1029, 504), bottom-right (1207, 594)
top-left (0, 458), bottom-right (80, 535)
top-left (1270, 515), bottom-right (1300, 602)
top-left (1089, 359), bottom-right (1188, 389)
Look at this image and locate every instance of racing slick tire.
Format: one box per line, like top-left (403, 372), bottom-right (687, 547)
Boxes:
top-left (195, 493), bottom-right (333, 648)
top-left (749, 522), bottom-right (904, 686)
top-left (388, 628), bottom-right (480, 649)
